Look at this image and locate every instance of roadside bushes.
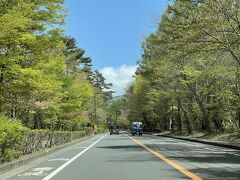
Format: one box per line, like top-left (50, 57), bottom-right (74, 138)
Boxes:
top-left (97, 124), bottom-right (108, 133)
top-left (84, 127), bottom-right (93, 136)
top-left (0, 116), bottom-right (93, 163)
top-left (23, 130), bottom-right (87, 154)
top-left (0, 116), bottom-right (28, 162)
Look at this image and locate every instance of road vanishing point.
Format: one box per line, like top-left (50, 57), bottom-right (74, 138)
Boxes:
top-left (2, 133), bottom-right (240, 180)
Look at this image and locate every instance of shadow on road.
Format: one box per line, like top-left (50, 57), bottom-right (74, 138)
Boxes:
top-left (145, 141), bottom-right (240, 179)
top-left (97, 145), bottom-right (144, 152)
top-left (193, 167), bottom-right (240, 180)
top-left (167, 153), bottom-right (240, 164)
top-left (102, 136), bottom-right (128, 141)
top-left (97, 144), bottom-right (161, 162)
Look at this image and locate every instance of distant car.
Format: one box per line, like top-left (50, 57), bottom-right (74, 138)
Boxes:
top-left (131, 122), bottom-right (143, 136)
top-left (109, 125), bottom-right (120, 135)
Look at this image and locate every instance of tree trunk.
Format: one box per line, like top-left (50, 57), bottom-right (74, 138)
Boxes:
top-left (238, 110), bottom-right (240, 132)
top-left (33, 111), bottom-right (42, 129)
top-left (190, 84), bottom-right (211, 131)
top-left (178, 98), bottom-right (192, 134)
top-left (229, 50), bottom-right (240, 67)
top-left (177, 97), bottom-right (182, 131)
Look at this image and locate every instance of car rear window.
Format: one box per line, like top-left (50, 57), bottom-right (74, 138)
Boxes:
top-left (111, 125), bottom-right (119, 129)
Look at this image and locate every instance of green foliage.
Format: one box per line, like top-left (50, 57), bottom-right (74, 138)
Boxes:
top-left (0, 0), bottom-right (111, 163)
top-left (84, 127), bottom-right (93, 135)
top-left (29, 129), bottom-right (87, 137)
top-left (107, 100), bottom-right (123, 123)
top-left (0, 0), bottom-right (111, 132)
top-left (0, 120), bottom-right (91, 163)
top-left (0, 116), bottom-right (28, 162)
top-left (125, 0), bottom-right (240, 134)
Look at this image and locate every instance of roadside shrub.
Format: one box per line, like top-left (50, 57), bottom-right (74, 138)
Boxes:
top-left (97, 124), bottom-right (108, 133)
top-left (84, 127), bottom-right (92, 135)
top-left (24, 130), bottom-right (88, 154)
top-left (0, 118), bottom-right (91, 163)
top-left (76, 131), bottom-right (86, 137)
top-left (0, 116), bottom-right (28, 162)
top-left (97, 128), bottom-right (107, 133)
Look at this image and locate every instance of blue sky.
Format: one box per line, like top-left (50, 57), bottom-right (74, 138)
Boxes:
top-left (64, 0), bottom-right (169, 95)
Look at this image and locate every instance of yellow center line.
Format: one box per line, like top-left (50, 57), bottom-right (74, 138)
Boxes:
top-left (127, 135), bottom-right (202, 180)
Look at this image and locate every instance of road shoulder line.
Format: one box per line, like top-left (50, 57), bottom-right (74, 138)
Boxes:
top-left (127, 135), bottom-right (202, 180)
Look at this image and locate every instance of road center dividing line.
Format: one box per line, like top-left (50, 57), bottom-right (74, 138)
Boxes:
top-left (42, 134), bottom-right (108, 180)
top-left (127, 136), bottom-right (202, 180)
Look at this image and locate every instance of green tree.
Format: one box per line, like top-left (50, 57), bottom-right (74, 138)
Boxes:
top-left (125, 0), bottom-right (240, 134)
top-left (0, 0), bottom-right (111, 132)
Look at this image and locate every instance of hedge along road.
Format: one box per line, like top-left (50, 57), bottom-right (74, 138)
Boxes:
top-left (4, 133), bottom-right (240, 180)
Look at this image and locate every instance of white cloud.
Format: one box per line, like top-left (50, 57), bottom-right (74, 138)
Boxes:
top-left (100, 65), bottom-right (137, 96)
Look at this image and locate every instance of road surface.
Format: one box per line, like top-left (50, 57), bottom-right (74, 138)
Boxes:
top-left (2, 133), bottom-right (240, 180)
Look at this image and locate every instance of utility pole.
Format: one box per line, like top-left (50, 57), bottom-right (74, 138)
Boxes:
top-left (93, 91), bottom-right (97, 135)
top-left (94, 91), bottom-right (97, 125)
top-left (170, 103), bottom-right (173, 131)
top-left (171, 103), bottom-right (174, 130)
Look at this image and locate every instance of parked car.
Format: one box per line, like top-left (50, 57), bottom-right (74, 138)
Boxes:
top-left (131, 122), bottom-right (143, 136)
top-left (109, 125), bottom-right (120, 135)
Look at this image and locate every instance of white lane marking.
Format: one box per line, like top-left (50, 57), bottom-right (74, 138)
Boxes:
top-left (18, 167), bottom-right (53, 177)
top-left (42, 134), bottom-right (107, 180)
top-left (48, 158), bottom-right (70, 162)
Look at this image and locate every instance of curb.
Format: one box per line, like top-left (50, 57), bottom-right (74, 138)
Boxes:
top-left (0, 135), bottom-right (94, 175)
top-left (157, 134), bottom-right (240, 150)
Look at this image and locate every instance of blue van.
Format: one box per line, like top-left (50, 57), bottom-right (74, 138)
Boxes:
top-left (131, 122), bottom-right (143, 136)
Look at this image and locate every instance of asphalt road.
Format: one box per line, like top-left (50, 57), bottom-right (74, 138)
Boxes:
top-left (2, 132), bottom-right (240, 180)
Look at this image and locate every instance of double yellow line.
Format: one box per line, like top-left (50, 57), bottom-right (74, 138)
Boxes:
top-left (128, 136), bottom-right (202, 180)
